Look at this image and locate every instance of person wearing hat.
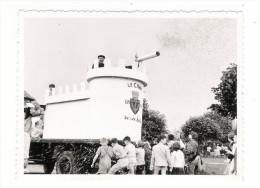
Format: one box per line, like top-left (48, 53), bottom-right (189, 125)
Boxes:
top-left (92, 55), bottom-right (105, 69)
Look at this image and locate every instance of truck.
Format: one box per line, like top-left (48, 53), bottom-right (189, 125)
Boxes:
top-left (28, 52), bottom-right (160, 174)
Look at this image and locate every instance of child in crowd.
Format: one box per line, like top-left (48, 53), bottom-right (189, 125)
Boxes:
top-left (169, 142), bottom-right (185, 175)
top-left (135, 141), bottom-right (145, 175)
top-left (30, 120), bottom-right (43, 138)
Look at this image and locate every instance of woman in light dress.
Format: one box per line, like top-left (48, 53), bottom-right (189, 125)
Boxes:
top-left (91, 138), bottom-right (114, 174)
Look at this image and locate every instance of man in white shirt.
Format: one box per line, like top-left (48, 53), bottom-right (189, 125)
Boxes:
top-left (150, 135), bottom-right (172, 175)
top-left (123, 136), bottom-right (136, 174)
top-left (108, 138), bottom-right (129, 174)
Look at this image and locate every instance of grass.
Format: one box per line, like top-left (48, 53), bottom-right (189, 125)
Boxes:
top-left (200, 157), bottom-right (228, 175)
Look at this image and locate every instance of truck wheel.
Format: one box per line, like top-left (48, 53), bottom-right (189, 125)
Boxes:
top-left (43, 162), bottom-right (55, 174)
top-left (56, 151), bottom-right (78, 174)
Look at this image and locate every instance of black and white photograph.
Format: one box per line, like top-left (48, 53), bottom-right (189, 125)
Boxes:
top-left (23, 13), bottom-right (241, 175)
top-left (0, 1), bottom-right (260, 188)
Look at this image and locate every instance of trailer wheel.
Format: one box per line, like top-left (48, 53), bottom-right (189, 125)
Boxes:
top-left (56, 151), bottom-right (78, 174)
top-left (43, 162), bottom-right (55, 174)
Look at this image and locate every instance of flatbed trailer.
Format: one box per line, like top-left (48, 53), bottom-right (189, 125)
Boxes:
top-left (29, 138), bottom-right (101, 174)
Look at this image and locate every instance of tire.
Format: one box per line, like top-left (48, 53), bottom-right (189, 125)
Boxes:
top-left (43, 162), bottom-right (55, 174)
top-left (56, 151), bottom-right (78, 174)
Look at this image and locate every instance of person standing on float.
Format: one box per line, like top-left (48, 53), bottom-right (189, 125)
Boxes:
top-left (92, 55), bottom-right (105, 69)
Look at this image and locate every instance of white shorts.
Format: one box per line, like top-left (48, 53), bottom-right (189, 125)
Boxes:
top-left (108, 158), bottom-right (129, 174)
top-left (127, 157), bottom-right (137, 169)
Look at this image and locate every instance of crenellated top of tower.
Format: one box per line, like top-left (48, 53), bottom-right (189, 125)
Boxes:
top-left (86, 58), bottom-right (148, 87)
top-left (45, 82), bottom-right (89, 104)
top-left (44, 58), bottom-right (147, 105)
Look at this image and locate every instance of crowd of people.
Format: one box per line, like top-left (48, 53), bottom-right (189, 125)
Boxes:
top-left (90, 133), bottom-right (205, 175)
top-left (90, 130), bottom-right (237, 175)
top-left (202, 143), bottom-right (228, 158)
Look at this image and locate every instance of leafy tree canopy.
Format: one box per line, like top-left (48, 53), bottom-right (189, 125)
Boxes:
top-left (141, 99), bottom-right (169, 143)
top-left (181, 111), bottom-right (232, 144)
top-left (208, 63), bottom-right (237, 119)
top-left (204, 112), bottom-right (232, 143)
top-left (181, 115), bottom-right (221, 144)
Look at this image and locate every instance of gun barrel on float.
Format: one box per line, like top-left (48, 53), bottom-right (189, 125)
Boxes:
top-left (135, 51), bottom-right (160, 62)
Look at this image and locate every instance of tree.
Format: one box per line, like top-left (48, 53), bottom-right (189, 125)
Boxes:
top-left (204, 112), bottom-right (232, 143)
top-left (181, 115), bottom-right (222, 144)
top-left (141, 99), bottom-right (169, 143)
top-left (208, 63), bottom-right (237, 119)
top-left (181, 112), bottom-right (232, 144)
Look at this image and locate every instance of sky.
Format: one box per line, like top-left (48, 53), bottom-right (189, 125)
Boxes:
top-left (24, 18), bottom-right (237, 132)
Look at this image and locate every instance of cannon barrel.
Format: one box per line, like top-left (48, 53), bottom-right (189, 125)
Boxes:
top-left (135, 51), bottom-right (160, 62)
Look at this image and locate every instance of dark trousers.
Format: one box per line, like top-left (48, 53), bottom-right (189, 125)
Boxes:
top-left (136, 165), bottom-right (145, 175)
top-left (145, 163), bottom-right (153, 175)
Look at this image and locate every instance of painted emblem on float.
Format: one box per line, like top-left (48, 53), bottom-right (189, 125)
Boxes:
top-left (130, 91), bottom-right (140, 115)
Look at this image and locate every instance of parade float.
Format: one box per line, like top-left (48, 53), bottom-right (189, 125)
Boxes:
top-left (28, 52), bottom-right (160, 174)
